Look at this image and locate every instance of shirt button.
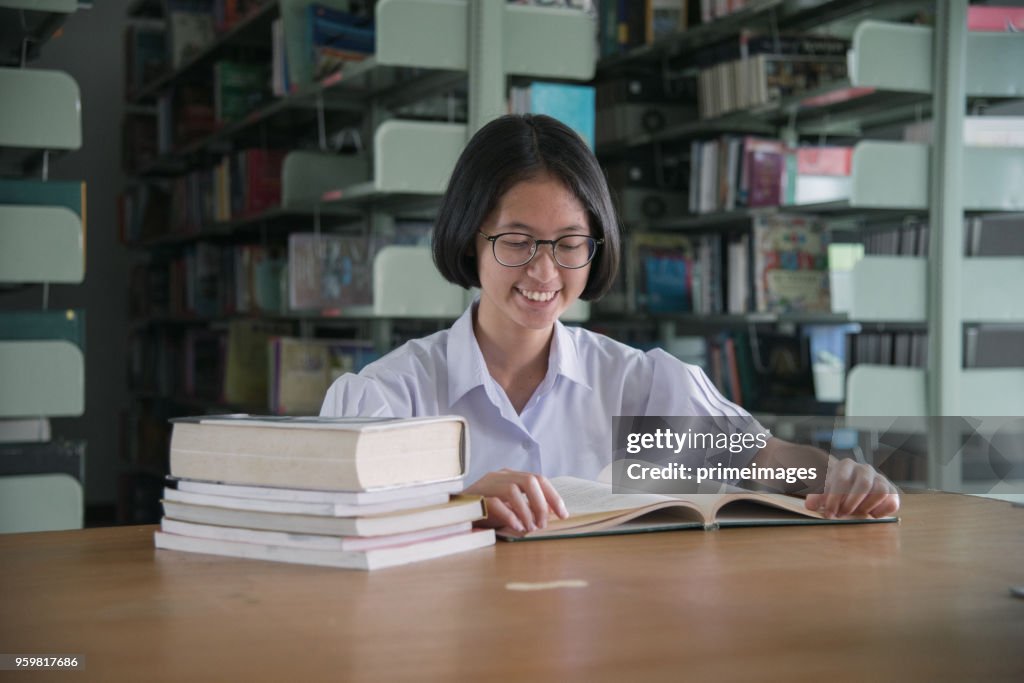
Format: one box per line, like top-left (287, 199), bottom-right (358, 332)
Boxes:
top-left (521, 440), bottom-right (532, 450)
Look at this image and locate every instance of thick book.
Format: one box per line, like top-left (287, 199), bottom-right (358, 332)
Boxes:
top-left (168, 415), bottom-right (468, 491)
top-left (154, 525), bottom-right (495, 570)
top-left (173, 477), bottom-right (464, 506)
top-left (499, 477), bottom-right (897, 541)
top-left (163, 486), bottom-right (456, 518)
top-left (161, 494), bottom-right (485, 537)
top-left (160, 517), bottom-right (474, 552)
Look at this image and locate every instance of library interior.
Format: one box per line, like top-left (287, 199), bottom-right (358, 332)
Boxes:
top-left (1, 0), bottom-right (1023, 679)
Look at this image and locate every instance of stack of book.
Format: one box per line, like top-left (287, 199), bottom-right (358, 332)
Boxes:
top-left (154, 415), bottom-right (494, 570)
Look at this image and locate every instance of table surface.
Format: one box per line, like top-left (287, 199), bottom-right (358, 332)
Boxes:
top-left (1, 493), bottom-right (1023, 682)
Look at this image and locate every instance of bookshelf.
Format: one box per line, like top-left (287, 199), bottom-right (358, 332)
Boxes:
top-left (595, 0), bottom-right (1024, 492)
top-left (119, 0), bottom-right (596, 521)
top-left (0, 0), bottom-right (86, 533)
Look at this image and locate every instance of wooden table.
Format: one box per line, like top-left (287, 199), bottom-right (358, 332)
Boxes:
top-left (1, 493), bottom-right (1022, 682)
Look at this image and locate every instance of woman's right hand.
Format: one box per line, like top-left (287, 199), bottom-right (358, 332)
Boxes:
top-left (463, 468), bottom-right (569, 533)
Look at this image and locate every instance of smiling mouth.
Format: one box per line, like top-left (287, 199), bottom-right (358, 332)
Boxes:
top-left (516, 287), bottom-right (559, 303)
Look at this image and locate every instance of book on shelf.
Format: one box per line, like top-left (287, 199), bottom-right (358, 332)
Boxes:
top-left (629, 233), bottom-right (695, 313)
top-left (966, 214), bottom-right (1024, 256)
top-left (154, 522), bottom-right (495, 571)
top-left (234, 243), bottom-right (287, 313)
top-left (287, 232), bottom-right (373, 312)
top-left (510, 81), bottom-right (596, 149)
top-left (967, 5), bottom-right (1024, 32)
top-left (903, 116), bottom-right (1024, 148)
top-left (168, 414), bottom-right (468, 490)
top-left (124, 20), bottom-right (167, 98)
top-left (785, 145), bottom-right (853, 206)
top-left (498, 476), bottom-right (897, 540)
top-left (269, 336), bottom-right (377, 415)
top-left (166, 0), bottom-right (216, 69)
top-left (213, 60), bottom-right (270, 124)
top-left (183, 327), bottom-right (227, 400)
top-left (695, 33), bottom-right (850, 119)
top-left (0, 439), bottom-right (85, 483)
top-left (964, 325), bottom-right (1024, 369)
top-left (223, 319), bottom-right (293, 407)
top-left (0, 418), bottom-right (52, 444)
top-left (306, 2), bottom-right (375, 81)
top-left (753, 213), bottom-right (830, 314)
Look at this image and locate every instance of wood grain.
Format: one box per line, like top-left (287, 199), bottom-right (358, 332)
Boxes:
top-left (1, 493), bottom-right (1022, 682)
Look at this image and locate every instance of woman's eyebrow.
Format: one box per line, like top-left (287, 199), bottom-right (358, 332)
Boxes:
top-left (497, 221), bottom-right (588, 233)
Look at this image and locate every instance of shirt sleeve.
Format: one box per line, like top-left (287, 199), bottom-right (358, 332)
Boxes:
top-left (641, 348), bottom-right (770, 468)
top-left (319, 373), bottom-right (398, 418)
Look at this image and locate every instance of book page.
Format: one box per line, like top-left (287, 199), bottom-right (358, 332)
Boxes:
top-left (551, 477), bottom-right (676, 516)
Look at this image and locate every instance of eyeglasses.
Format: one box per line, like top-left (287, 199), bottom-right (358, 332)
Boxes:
top-left (479, 231), bottom-right (603, 269)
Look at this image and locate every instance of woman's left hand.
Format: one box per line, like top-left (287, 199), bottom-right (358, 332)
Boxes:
top-left (804, 456), bottom-right (900, 519)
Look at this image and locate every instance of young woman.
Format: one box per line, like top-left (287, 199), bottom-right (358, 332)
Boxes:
top-left (321, 114), bottom-right (899, 533)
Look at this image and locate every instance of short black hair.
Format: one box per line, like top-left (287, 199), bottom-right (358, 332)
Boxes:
top-left (432, 114), bottom-right (620, 301)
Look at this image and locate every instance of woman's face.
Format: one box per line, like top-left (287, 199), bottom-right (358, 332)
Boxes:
top-left (475, 172), bottom-right (592, 335)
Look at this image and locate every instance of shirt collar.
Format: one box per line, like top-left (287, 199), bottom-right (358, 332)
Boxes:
top-left (446, 298), bottom-right (592, 409)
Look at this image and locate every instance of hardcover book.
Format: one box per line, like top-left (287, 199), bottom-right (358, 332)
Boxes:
top-left (154, 524), bottom-right (494, 571)
top-left (168, 414), bottom-right (468, 491)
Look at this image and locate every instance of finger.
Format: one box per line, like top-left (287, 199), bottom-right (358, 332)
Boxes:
top-left (535, 475), bottom-right (569, 519)
top-left (481, 497), bottom-right (525, 533)
top-left (519, 475), bottom-right (550, 529)
top-left (863, 481), bottom-right (900, 518)
top-left (804, 493), bottom-right (823, 512)
top-left (837, 467), bottom-right (875, 517)
top-left (503, 483), bottom-right (537, 532)
top-left (821, 459), bottom-right (855, 518)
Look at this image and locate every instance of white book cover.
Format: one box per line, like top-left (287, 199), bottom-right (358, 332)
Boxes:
top-left (173, 477), bottom-right (464, 505)
top-left (154, 527), bottom-right (495, 571)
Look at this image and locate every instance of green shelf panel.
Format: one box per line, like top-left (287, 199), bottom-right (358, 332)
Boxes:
top-left (281, 151), bottom-right (370, 208)
top-left (845, 365), bottom-right (926, 417)
top-left (849, 256), bottom-right (926, 322)
top-left (0, 340), bottom-right (84, 417)
top-left (283, 0), bottom-right (596, 90)
top-left (963, 258), bottom-right (1024, 322)
top-left (373, 246), bottom-right (466, 318)
top-left (502, 2), bottom-right (596, 80)
top-left (846, 143), bottom-right (1024, 211)
top-left (849, 142), bottom-right (929, 209)
top-left (961, 370), bottom-right (1024, 416)
top-left (0, 0), bottom-right (76, 11)
top-left (0, 67), bottom-right (80, 150)
top-left (0, 474), bottom-right (83, 533)
top-left (851, 21), bottom-right (932, 95)
top-left (0, 205), bottom-right (83, 283)
top-left (376, 0), bottom-right (595, 79)
top-left (962, 148), bottom-right (1024, 211)
top-left (849, 256), bottom-right (1024, 323)
top-left (852, 21), bottom-right (1024, 97)
top-left (374, 120), bottom-right (465, 193)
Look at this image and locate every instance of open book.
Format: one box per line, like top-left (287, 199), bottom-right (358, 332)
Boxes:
top-left (499, 477), bottom-right (898, 541)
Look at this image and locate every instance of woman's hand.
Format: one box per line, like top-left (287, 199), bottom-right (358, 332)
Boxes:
top-left (464, 468), bottom-right (569, 533)
top-left (804, 456), bottom-right (900, 519)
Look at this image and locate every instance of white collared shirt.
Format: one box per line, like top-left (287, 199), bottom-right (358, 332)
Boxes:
top-left (320, 302), bottom-right (762, 484)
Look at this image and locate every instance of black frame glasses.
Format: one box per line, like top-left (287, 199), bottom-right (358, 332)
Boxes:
top-left (479, 231), bottom-right (603, 269)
